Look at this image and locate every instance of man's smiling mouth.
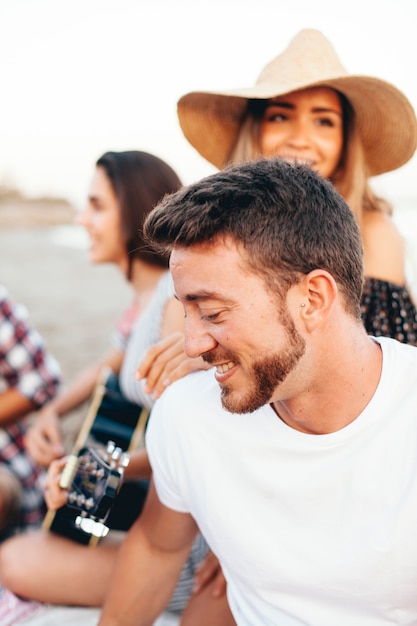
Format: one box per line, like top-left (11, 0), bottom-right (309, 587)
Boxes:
top-left (215, 361), bottom-right (236, 373)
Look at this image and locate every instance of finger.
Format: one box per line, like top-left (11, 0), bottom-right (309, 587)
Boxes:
top-left (142, 347), bottom-right (185, 394)
top-left (44, 481), bottom-right (68, 510)
top-left (193, 552), bottom-right (220, 593)
top-left (136, 334), bottom-right (182, 380)
top-left (42, 422), bottom-right (65, 452)
top-left (25, 431), bottom-right (50, 465)
top-left (44, 461), bottom-right (67, 495)
top-left (44, 461), bottom-right (68, 510)
top-left (150, 354), bottom-right (187, 398)
top-left (46, 457), bottom-right (68, 481)
top-left (212, 571), bottom-right (227, 598)
top-left (152, 355), bottom-right (211, 399)
top-left (25, 433), bottom-right (60, 467)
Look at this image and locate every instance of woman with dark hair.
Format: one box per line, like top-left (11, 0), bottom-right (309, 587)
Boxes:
top-left (96, 150), bottom-right (179, 278)
top-left (25, 150), bottom-right (182, 468)
top-left (0, 150), bottom-right (235, 624)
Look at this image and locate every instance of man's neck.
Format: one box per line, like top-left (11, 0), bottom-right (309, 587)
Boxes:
top-left (271, 337), bottom-right (383, 435)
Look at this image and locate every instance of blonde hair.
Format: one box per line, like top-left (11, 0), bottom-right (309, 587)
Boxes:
top-left (228, 114), bottom-right (262, 165)
top-left (228, 93), bottom-right (392, 229)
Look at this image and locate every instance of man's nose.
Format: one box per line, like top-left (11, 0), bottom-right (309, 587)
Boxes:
top-left (184, 319), bottom-right (217, 358)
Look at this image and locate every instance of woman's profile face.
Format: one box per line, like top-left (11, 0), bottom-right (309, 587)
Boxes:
top-left (260, 86), bottom-right (344, 179)
top-left (76, 166), bottom-right (126, 268)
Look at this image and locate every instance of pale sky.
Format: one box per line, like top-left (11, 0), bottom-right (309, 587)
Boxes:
top-left (1, 0), bottom-right (417, 208)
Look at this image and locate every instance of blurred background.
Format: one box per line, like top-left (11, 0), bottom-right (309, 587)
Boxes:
top-left (1, 0), bottom-right (417, 206)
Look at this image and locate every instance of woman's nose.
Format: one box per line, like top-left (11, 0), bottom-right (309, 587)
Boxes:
top-left (75, 206), bottom-right (89, 227)
top-left (286, 120), bottom-right (310, 147)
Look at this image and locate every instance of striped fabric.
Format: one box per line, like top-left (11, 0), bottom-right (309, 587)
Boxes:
top-left (0, 586), bottom-right (42, 625)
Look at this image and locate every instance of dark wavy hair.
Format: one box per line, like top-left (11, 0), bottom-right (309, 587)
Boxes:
top-left (96, 150), bottom-right (182, 279)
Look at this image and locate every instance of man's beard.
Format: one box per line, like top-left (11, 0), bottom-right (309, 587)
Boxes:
top-left (203, 316), bottom-right (306, 414)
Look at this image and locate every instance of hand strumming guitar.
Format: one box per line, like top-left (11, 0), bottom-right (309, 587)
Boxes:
top-left (25, 405), bottom-right (65, 467)
top-left (44, 457), bottom-right (68, 511)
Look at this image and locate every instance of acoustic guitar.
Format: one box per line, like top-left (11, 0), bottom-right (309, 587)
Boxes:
top-left (42, 367), bottom-right (149, 546)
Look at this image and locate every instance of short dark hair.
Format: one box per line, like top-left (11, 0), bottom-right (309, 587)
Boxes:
top-left (144, 158), bottom-right (364, 317)
top-left (96, 151), bottom-right (182, 276)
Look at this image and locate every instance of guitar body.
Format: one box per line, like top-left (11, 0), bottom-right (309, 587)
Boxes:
top-left (43, 368), bottom-right (149, 546)
top-left (89, 372), bottom-right (145, 450)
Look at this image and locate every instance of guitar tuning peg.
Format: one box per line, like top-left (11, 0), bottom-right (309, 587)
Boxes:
top-left (85, 497), bottom-right (95, 510)
top-left (104, 441), bottom-right (117, 464)
top-left (111, 447), bottom-right (123, 462)
top-left (118, 453), bottom-right (130, 474)
top-left (67, 491), bottom-right (77, 504)
top-left (106, 441), bottom-right (116, 454)
top-left (120, 452), bottom-right (129, 466)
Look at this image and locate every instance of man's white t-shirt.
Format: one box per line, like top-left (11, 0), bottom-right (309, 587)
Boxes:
top-left (147, 337), bottom-right (417, 625)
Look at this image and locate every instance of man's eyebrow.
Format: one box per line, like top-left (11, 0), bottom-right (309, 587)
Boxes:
top-left (174, 291), bottom-right (230, 303)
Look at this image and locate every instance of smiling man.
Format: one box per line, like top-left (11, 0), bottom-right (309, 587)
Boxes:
top-left (98, 158), bottom-right (417, 626)
top-left (170, 237), bottom-right (307, 415)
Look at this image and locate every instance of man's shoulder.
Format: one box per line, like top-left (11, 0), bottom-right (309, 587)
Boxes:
top-left (161, 369), bottom-right (219, 406)
top-left (376, 336), bottom-right (417, 381)
top-left (377, 336), bottom-right (417, 358)
top-left (147, 370), bottom-right (221, 445)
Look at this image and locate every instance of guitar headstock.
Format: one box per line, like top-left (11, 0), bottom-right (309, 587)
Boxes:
top-left (65, 441), bottom-right (130, 538)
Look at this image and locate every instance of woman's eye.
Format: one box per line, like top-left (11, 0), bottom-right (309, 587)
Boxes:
top-left (264, 111), bottom-right (286, 123)
top-left (317, 117), bottom-right (335, 128)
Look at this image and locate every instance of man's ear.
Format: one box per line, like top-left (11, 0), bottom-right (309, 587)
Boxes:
top-left (297, 270), bottom-right (338, 332)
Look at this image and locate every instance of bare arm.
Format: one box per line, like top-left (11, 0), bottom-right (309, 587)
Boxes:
top-left (25, 347), bottom-right (124, 467)
top-left (123, 448), bottom-right (152, 480)
top-left (362, 211), bottom-right (406, 285)
top-left (0, 389), bottom-right (36, 425)
top-left (0, 286), bottom-right (60, 425)
top-left (99, 481), bottom-right (198, 626)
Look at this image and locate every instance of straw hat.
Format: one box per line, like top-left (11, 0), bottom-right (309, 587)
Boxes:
top-left (177, 29), bottom-right (417, 176)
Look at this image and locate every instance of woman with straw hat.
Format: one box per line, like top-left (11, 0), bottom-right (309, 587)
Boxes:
top-left (142, 29), bottom-right (417, 405)
top-left (177, 28), bottom-right (417, 345)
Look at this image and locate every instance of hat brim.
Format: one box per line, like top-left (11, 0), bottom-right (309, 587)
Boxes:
top-left (178, 76), bottom-right (417, 176)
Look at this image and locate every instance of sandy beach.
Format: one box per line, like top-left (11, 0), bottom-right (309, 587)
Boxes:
top-left (0, 215), bottom-right (132, 445)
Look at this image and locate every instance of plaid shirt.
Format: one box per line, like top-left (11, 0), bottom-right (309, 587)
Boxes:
top-left (0, 285), bottom-right (61, 406)
top-left (0, 285), bottom-right (61, 535)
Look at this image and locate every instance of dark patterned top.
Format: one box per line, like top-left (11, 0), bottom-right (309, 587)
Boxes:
top-left (361, 278), bottom-right (417, 346)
